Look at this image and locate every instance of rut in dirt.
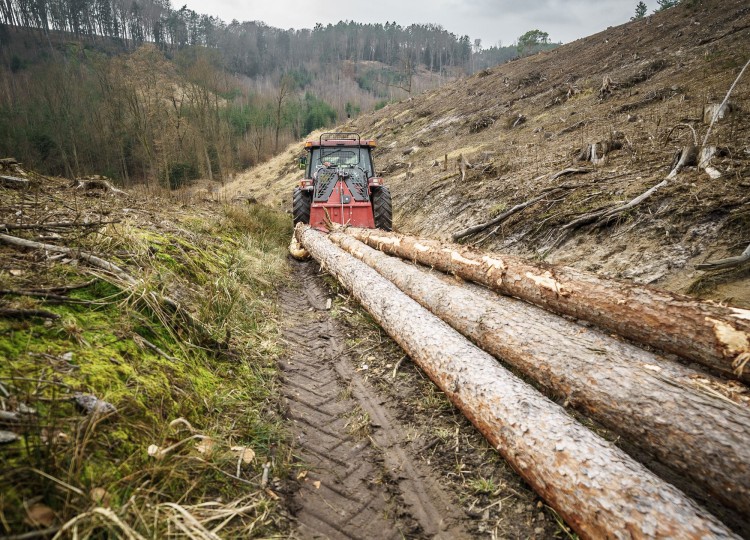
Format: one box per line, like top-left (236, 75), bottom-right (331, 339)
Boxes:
top-left (279, 260), bottom-right (469, 539)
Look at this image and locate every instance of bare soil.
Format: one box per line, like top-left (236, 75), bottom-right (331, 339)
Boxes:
top-left (279, 260), bottom-right (564, 539)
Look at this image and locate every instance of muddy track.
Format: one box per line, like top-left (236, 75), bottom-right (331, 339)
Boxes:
top-left (279, 260), bottom-right (470, 539)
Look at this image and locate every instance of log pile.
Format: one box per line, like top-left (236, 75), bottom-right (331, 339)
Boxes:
top-left (328, 231), bottom-right (750, 518)
top-left (296, 224), bottom-right (738, 540)
top-left (341, 228), bottom-right (750, 382)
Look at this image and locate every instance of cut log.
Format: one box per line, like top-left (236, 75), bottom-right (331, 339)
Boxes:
top-left (296, 225), bottom-right (736, 540)
top-left (342, 228), bottom-right (750, 382)
top-left (0, 175), bottom-right (30, 189)
top-left (330, 231), bottom-right (750, 518)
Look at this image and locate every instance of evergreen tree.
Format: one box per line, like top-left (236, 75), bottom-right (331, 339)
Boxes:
top-left (655, 0), bottom-right (680, 12)
top-left (632, 2), bottom-right (648, 20)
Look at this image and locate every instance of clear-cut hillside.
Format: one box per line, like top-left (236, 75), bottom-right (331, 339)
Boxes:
top-left (225, 0), bottom-right (750, 306)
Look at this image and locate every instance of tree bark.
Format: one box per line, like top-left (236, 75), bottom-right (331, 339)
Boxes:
top-left (329, 231), bottom-right (750, 519)
top-left (341, 228), bottom-right (750, 382)
top-left (296, 225), bottom-right (737, 540)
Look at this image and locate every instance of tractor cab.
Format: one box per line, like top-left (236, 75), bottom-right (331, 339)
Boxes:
top-left (293, 133), bottom-right (392, 232)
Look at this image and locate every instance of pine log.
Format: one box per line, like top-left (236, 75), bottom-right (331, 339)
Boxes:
top-left (329, 231), bottom-right (750, 518)
top-left (342, 228), bottom-right (750, 382)
top-left (296, 225), bottom-right (736, 540)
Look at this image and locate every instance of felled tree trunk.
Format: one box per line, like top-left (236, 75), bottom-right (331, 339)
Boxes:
top-left (329, 231), bottom-right (750, 519)
top-left (296, 225), bottom-right (736, 540)
top-left (342, 228), bottom-right (750, 382)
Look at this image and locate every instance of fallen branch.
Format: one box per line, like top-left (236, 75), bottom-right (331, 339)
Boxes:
top-left (71, 178), bottom-right (127, 195)
top-left (331, 231), bottom-right (750, 518)
top-left (453, 169), bottom-right (591, 241)
top-left (134, 334), bottom-right (179, 362)
top-left (0, 221), bottom-right (119, 231)
top-left (0, 233), bottom-right (213, 347)
top-left (0, 175), bottom-right (30, 189)
top-left (696, 242), bottom-right (750, 271)
top-left (562, 178), bottom-right (668, 231)
top-left (702, 57), bottom-right (750, 148)
top-left (0, 233), bottom-right (135, 284)
top-left (343, 228), bottom-right (750, 382)
top-left (0, 308), bottom-right (60, 319)
top-left (297, 224), bottom-right (736, 539)
top-left (26, 280), bottom-right (98, 294)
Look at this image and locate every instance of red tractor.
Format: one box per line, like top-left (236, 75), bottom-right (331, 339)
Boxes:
top-left (293, 133), bottom-right (392, 231)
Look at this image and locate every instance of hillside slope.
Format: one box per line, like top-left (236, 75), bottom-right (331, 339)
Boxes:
top-left (225, 0), bottom-right (750, 306)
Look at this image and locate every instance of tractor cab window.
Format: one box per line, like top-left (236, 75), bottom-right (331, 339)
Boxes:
top-left (309, 147), bottom-right (373, 178)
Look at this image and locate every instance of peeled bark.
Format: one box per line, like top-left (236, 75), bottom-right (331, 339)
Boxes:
top-left (343, 228), bottom-right (750, 382)
top-left (329, 231), bottom-right (750, 518)
top-left (296, 225), bottom-right (737, 540)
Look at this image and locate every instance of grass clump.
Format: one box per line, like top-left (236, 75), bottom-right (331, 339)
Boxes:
top-left (0, 200), bottom-right (292, 538)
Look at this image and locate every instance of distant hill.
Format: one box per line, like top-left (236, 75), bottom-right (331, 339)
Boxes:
top-left (1, 3), bottom-right (534, 185)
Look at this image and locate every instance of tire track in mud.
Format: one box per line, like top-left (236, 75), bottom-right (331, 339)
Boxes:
top-left (280, 260), bottom-right (470, 539)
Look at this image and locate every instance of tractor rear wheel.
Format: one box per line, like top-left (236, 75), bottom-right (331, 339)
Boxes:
top-left (372, 187), bottom-right (392, 231)
top-left (293, 188), bottom-right (312, 225)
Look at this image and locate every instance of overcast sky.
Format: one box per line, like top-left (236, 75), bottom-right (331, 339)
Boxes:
top-left (180, 1), bottom-right (663, 48)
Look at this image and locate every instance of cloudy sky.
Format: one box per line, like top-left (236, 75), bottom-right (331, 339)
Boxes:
top-left (181, 0), bottom-right (663, 47)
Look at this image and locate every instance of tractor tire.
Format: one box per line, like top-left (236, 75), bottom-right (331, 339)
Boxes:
top-left (372, 186), bottom-right (392, 231)
top-left (293, 188), bottom-right (312, 225)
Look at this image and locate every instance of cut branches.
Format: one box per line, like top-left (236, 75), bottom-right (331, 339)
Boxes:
top-left (342, 228), bottom-right (750, 382)
top-left (562, 178), bottom-right (668, 230)
top-left (71, 178), bottom-right (127, 195)
top-left (452, 169), bottom-right (591, 241)
top-left (0, 175), bottom-right (30, 189)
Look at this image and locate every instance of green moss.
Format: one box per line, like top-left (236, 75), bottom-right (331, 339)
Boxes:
top-left (0, 207), bottom-right (291, 536)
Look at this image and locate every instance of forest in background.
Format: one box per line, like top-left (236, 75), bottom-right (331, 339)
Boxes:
top-left (0, 0), bottom-right (555, 188)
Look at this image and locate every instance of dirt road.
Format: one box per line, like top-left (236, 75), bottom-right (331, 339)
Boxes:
top-left (279, 260), bottom-right (560, 539)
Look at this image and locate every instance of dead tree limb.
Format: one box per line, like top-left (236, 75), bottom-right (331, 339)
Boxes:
top-left (452, 169), bottom-right (592, 241)
top-left (0, 175), bottom-right (30, 189)
top-left (71, 178), bottom-right (127, 195)
top-left (0, 233), bottom-right (212, 346)
top-left (453, 190), bottom-right (563, 241)
top-left (0, 308), bottom-right (60, 319)
top-left (702, 57), bottom-right (750, 148)
top-left (665, 123), bottom-right (698, 180)
top-left (342, 228), bottom-right (750, 382)
top-left (0, 221), bottom-right (119, 231)
top-left (330, 231), bottom-right (750, 517)
top-left (296, 225), bottom-right (737, 540)
top-left (697, 242), bottom-right (750, 271)
top-left (562, 178), bottom-right (668, 230)
top-left (0, 233), bottom-right (135, 284)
